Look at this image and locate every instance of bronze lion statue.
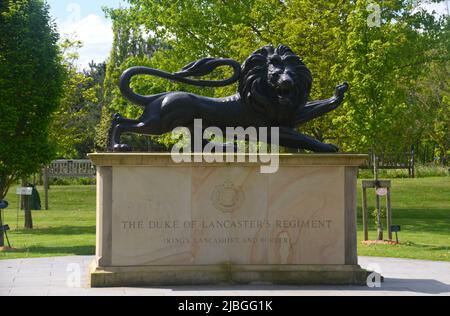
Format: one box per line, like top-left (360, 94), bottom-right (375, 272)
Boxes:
top-left (110, 44), bottom-right (348, 152)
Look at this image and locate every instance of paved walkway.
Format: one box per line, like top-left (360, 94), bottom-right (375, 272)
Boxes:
top-left (0, 256), bottom-right (449, 296)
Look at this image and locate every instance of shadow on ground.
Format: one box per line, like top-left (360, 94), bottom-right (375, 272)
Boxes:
top-left (1, 245), bottom-right (95, 256)
top-left (134, 278), bottom-right (450, 295)
top-left (11, 226), bottom-right (95, 236)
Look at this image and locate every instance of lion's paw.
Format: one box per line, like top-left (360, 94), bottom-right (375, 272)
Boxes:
top-left (335, 82), bottom-right (349, 97)
top-left (113, 114), bottom-right (125, 124)
top-left (322, 143), bottom-right (339, 153)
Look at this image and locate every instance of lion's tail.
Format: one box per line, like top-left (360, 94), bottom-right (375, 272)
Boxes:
top-left (119, 58), bottom-right (241, 106)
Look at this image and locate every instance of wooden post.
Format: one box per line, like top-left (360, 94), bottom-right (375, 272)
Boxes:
top-left (386, 187), bottom-right (392, 241)
top-left (362, 187), bottom-right (369, 241)
top-left (20, 177), bottom-right (27, 210)
top-left (411, 146), bottom-right (415, 178)
top-left (43, 166), bottom-right (49, 210)
top-left (362, 179), bottom-right (392, 242)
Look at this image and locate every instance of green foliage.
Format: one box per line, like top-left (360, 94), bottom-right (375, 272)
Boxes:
top-left (49, 177), bottom-right (96, 186)
top-left (50, 39), bottom-right (106, 158)
top-left (333, 0), bottom-right (449, 155)
top-left (372, 207), bottom-right (386, 228)
top-left (95, 7), bottom-right (148, 150)
top-left (359, 164), bottom-right (450, 179)
top-left (412, 59), bottom-right (450, 164)
top-left (0, 0), bottom-right (65, 199)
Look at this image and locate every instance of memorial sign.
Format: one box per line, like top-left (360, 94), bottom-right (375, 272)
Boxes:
top-left (89, 153), bottom-right (370, 287)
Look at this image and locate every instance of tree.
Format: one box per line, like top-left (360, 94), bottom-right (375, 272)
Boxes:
top-left (413, 60), bottom-right (450, 164)
top-left (0, 0), bottom-right (64, 205)
top-left (95, 7), bottom-right (152, 150)
top-left (333, 0), bottom-right (447, 155)
top-left (410, 15), bottom-right (450, 165)
top-left (50, 39), bottom-right (105, 158)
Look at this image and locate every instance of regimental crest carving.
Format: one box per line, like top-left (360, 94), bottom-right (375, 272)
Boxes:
top-left (211, 180), bottom-right (245, 213)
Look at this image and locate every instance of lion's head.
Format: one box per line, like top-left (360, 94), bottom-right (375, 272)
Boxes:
top-left (238, 44), bottom-right (312, 126)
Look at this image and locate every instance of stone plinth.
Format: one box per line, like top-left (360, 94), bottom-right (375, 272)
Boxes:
top-left (88, 153), bottom-right (369, 287)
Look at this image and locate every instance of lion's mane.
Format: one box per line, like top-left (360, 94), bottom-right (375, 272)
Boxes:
top-left (238, 45), bottom-right (313, 126)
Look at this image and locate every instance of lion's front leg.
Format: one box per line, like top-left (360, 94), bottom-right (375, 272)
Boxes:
top-left (278, 127), bottom-right (338, 153)
top-left (294, 82), bottom-right (349, 126)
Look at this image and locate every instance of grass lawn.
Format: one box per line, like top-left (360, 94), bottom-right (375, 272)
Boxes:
top-left (0, 186), bottom-right (96, 259)
top-left (0, 177), bottom-right (449, 261)
top-left (357, 177), bottom-right (450, 261)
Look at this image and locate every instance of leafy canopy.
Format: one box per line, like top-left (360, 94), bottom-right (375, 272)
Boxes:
top-left (0, 0), bottom-right (65, 198)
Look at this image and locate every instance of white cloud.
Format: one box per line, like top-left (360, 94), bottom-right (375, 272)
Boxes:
top-left (58, 14), bottom-right (113, 70)
top-left (421, 0), bottom-right (449, 16)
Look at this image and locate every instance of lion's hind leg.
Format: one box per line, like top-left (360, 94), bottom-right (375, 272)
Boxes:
top-left (278, 128), bottom-right (338, 153)
top-left (111, 118), bottom-right (144, 152)
top-left (113, 113), bottom-right (137, 124)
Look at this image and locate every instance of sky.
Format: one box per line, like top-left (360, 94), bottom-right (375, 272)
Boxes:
top-left (47, 0), bottom-right (126, 69)
top-left (46, 0), bottom-right (449, 70)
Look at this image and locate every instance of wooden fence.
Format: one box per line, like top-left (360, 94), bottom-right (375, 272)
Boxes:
top-left (42, 159), bottom-right (96, 210)
top-left (361, 149), bottom-right (415, 178)
top-left (46, 159), bottom-right (96, 178)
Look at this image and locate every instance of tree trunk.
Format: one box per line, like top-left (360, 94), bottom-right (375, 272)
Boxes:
top-left (0, 172), bottom-right (13, 201)
top-left (43, 167), bottom-right (49, 210)
top-left (24, 205), bottom-right (33, 230)
top-left (374, 152), bottom-right (383, 241)
top-left (20, 177), bottom-right (33, 229)
top-left (0, 212), bottom-right (4, 247)
top-left (20, 177), bottom-right (27, 210)
top-left (440, 146), bottom-right (447, 166)
top-left (376, 195), bottom-right (383, 241)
